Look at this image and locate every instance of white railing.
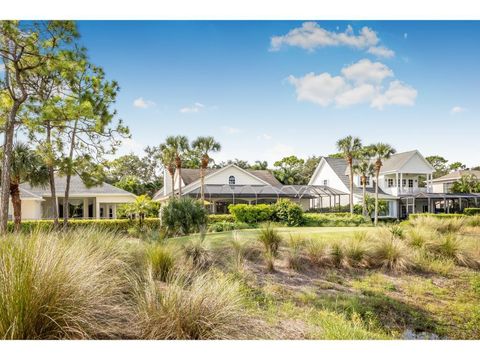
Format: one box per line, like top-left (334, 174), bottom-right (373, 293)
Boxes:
top-left (386, 186), bottom-right (432, 196)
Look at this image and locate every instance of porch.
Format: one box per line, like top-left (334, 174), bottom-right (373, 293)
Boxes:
top-left (41, 197), bottom-right (120, 219)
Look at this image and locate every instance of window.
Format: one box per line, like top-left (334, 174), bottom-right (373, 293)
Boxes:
top-left (408, 179), bottom-right (414, 188)
top-left (402, 179), bottom-right (407, 187)
top-left (229, 175), bottom-right (236, 185)
top-left (323, 179), bottom-right (328, 186)
top-left (387, 178), bottom-right (394, 187)
top-left (365, 176), bottom-right (371, 185)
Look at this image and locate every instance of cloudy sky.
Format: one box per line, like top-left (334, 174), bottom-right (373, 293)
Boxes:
top-left (76, 21), bottom-right (480, 166)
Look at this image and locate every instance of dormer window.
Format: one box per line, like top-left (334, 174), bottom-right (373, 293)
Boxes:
top-left (229, 176), bottom-right (236, 185)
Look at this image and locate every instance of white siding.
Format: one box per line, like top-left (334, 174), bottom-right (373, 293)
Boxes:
top-left (397, 152), bottom-right (434, 174)
top-left (9, 199), bottom-right (43, 220)
top-left (205, 167), bottom-right (266, 186)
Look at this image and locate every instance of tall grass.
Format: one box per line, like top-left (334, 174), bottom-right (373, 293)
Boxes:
top-left (229, 231), bottom-right (249, 272)
top-left (134, 270), bottom-right (261, 339)
top-left (145, 244), bottom-right (176, 282)
top-left (286, 234), bottom-right (306, 271)
top-left (0, 229), bottom-right (132, 339)
top-left (257, 223), bottom-right (282, 271)
top-left (370, 236), bottom-right (413, 272)
top-left (305, 239), bottom-right (332, 266)
top-left (183, 230), bottom-right (211, 269)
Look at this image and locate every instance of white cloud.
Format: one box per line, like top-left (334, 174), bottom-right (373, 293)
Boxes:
top-left (288, 72), bottom-right (346, 107)
top-left (450, 106), bottom-right (467, 114)
top-left (367, 46), bottom-right (395, 58)
top-left (222, 126), bottom-right (242, 135)
top-left (288, 58), bottom-right (417, 110)
top-left (179, 102), bottom-right (205, 113)
top-left (270, 22), bottom-right (394, 58)
top-left (370, 80), bottom-right (417, 110)
top-left (133, 97), bottom-right (155, 109)
top-left (341, 59), bottom-right (394, 84)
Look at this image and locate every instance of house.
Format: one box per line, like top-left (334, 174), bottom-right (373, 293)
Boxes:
top-left (9, 175), bottom-right (136, 220)
top-left (152, 164), bottom-right (346, 213)
top-left (309, 150), bottom-right (480, 218)
top-left (431, 170), bottom-right (480, 193)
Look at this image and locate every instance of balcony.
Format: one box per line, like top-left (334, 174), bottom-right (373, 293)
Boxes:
top-left (387, 186), bottom-right (432, 196)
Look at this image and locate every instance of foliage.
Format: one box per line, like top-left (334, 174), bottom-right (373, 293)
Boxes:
top-left (303, 213), bottom-right (370, 227)
top-left (228, 204), bottom-right (273, 224)
top-left (271, 199), bottom-right (304, 226)
top-left (450, 174), bottom-right (480, 193)
top-left (257, 223), bottom-right (282, 271)
top-left (183, 232), bottom-right (211, 269)
top-left (119, 195), bottom-right (160, 222)
top-left (145, 244), bottom-right (176, 282)
top-left (370, 236), bottom-right (413, 272)
top-left (208, 214), bottom-right (235, 223)
top-left (0, 228), bottom-right (132, 339)
top-left (208, 221), bottom-right (251, 233)
top-left (426, 155), bottom-right (449, 178)
top-left (465, 208), bottom-right (480, 216)
top-left (160, 197), bottom-right (207, 236)
top-left (273, 155), bottom-right (305, 185)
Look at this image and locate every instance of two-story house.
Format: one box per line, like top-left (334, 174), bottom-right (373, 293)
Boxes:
top-left (309, 150), bottom-right (438, 218)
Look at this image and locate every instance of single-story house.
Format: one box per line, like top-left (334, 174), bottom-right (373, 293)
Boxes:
top-left (431, 170), bottom-right (480, 193)
top-left (8, 175), bottom-right (136, 220)
top-left (153, 164), bottom-right (346, 213)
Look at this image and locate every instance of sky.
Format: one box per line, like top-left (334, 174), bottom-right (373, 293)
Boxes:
top-left (75, 21), bottom-right (480, 167)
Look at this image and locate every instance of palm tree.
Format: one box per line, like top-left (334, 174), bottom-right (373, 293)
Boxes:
top-left (3, 143), bottom-right (49, 231)
top-left (450, 174), bottom-right (480, 193)
top-left (191, 136), bottom-right (221, 202)
top-left (163, 135), bottom-right (190, 197)
top-left (159, 146), bottom-right (176, 198)
top-left (336, 136), bottom-right (362, 214)
top-left (368, 143), bottom-right (396, 225)
top-left (353, 154), bottom-right (375, 217)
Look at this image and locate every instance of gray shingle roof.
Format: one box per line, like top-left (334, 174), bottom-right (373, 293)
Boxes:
top-left (379, 150), bottom-right (418, 173)
top-left (431, 170), bottom-right (480, 183)
top-left (324, 157), bottom-right (397, 200)
top-left (179, 167), bottom-right (281, 187)
top-left (20, 175), bottom-right (135, 197)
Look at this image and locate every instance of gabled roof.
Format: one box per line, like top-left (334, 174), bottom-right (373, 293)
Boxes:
top-left (20, 175), bottom-right (136, 197)
top-left (319, 157), bottom-right (397, 199)
top-left (432, 170), bottom-right (480, 183)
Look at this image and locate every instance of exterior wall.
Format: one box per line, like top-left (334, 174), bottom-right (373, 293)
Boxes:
top-left (8, 199), bottom-right (43, 220)
top-left (310, 160), bottom-right (349, 193)
top-left (204, 167), bottom-right (266, 186)
top-left (432, 181), bottom-right (454, 193)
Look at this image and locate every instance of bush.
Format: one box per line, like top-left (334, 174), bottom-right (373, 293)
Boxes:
top-left (228, 204), bottom-right (273, 224)
top-left (272, 199), bottom-right (304, 227)
top-left (160, 197), bottom-right (207, 236)
top-left (208, 214), bottom-right (235, 223)
top-left (208, 221), bottom-right (250, 233)
top-left (465, 208), bottom-right (480, 216)
top-left (183, 232), bottom-right (211, 269)
top-left (409, 215), bottom-right (466, 234)
top-left (134, 270), bottom-right (259, 339)
top-left (286, 234), bottom-right (306, 271)
top-left (426, 234), bottom-right (478, 268)
top-left (303, 213), bottom-right (370, 227)
top-left (305, 239), bottom-right (332, 266)
top-left (0, 229), bottom-right (132, 339)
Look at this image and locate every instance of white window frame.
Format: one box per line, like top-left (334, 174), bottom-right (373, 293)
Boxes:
top-left (229, 175), bottom-right (236, 185)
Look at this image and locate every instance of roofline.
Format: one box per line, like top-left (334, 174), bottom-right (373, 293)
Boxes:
top-left (308, 157), bottom-right (327, 185)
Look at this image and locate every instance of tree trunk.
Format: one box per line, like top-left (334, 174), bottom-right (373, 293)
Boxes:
top-left (10, 182), bottom-right (22, 232)
top-left (362, 175), bottom-right (367, 217)
top-left (0, 103), bottom-right (19, 234)
top-left (63, 120), bottom-right (78, 229)
top-left (374, 170), bottom-right (380, 226)
top-left (348, 159), bottom-right (354, 214)
top-left (200, 166), bottom-right (205, 202)
top-left (169, 169), bottom-right (175, 198)
top-left (46, 124), bottom-right (59, 229)
top-left (176, 158), bottom-right (182, 197)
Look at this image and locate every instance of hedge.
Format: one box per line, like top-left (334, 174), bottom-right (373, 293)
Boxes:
top-left (464, 208), bottom-right (480, 216)
top-left (228, 204), bottom-right (274, 224)
top-left (408, 213), bottom-right (465, 220)
top-left (6, 218), bottom-right (161, 233)
top-left (207, 214), bottom-right (235, 223)
top-left (303, 213), bottom-right (371, 227)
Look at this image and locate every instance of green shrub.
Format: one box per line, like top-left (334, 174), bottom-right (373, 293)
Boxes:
top-left (228, 204), bottom-right (273, 224)
top-left (0, 229), bottom-right (132, 339)
top-left (208, 221), bottom-right (250, 233)
top-left (272, 199), bottom-right (304, 226)
top-left (160, 197), bottom-right (207, 236)
top-left (208, 214), bottom-right (235, 223)
top-left (464, 208), bottom-right (480, 216)
top-left (303, 213), bottom-right (370, 227)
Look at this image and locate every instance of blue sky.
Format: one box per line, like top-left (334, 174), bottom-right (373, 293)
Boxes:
top-left (77, 21), bottom-right (480, 166)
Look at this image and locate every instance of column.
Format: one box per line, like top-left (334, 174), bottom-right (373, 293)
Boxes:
top-left (95, 199), bottom-right (101, 219)
top-left (400, 173), bottom-right (403, 194)
top-left (112, 204), bottom-right (117, 219)
top-left (83, 198), bottom-right (89, 219)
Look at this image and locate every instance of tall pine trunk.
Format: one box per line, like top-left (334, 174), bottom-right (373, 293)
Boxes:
top-left (362, 175), bottom-right (367, 217)
top-left (176, 158), bottom-right (182, 197)
top-left (46, 123), bottom-right (59, 229)
top-left (0, 117), bottom-right (16, 234)
top-left (63, 120), bottom-right (78, 229)
top-left (170, 169), bottom-right (175, 198)
top-left (200, 166), bottom-right (205, 202)
top-left (10, 182), bottom-right (22, 232)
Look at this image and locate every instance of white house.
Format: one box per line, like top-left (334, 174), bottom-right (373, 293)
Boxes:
top-left (431, 170), bottom-right (480, 193)
top-left (9, 175), bottom-right (136, 220)
top-left (153, 164), bottom-right (344, 213)
top-left (308, 150), bottom-right (480, 218)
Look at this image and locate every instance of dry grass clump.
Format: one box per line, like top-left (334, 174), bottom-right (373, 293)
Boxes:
top-left (305, 239), bottom-right (332, 266)
top-left (410, 216), bottom-right (466, 234)
top-left (286, 234), bottom-right (306, 271)
top-left (343, 236), bottom-right (370, 268)
top-left (257, 223), bottom-right (282, 271)
top-left (229, 231), bottom-right (249, 272)
top-left (134, 270), bottom-right (262, 339)
top-left (145, 244), bottom-right (176, 282)
top-left (426, 234), bottom-right (479, 269)
top-left (370, 235), bottom-right (413, 272)
top-left (183, 232), bottom-right (211, 269)
top-left (0, 229), bottom-right (133, 339)
top-left (406, 227), bottom-right (437, 249)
